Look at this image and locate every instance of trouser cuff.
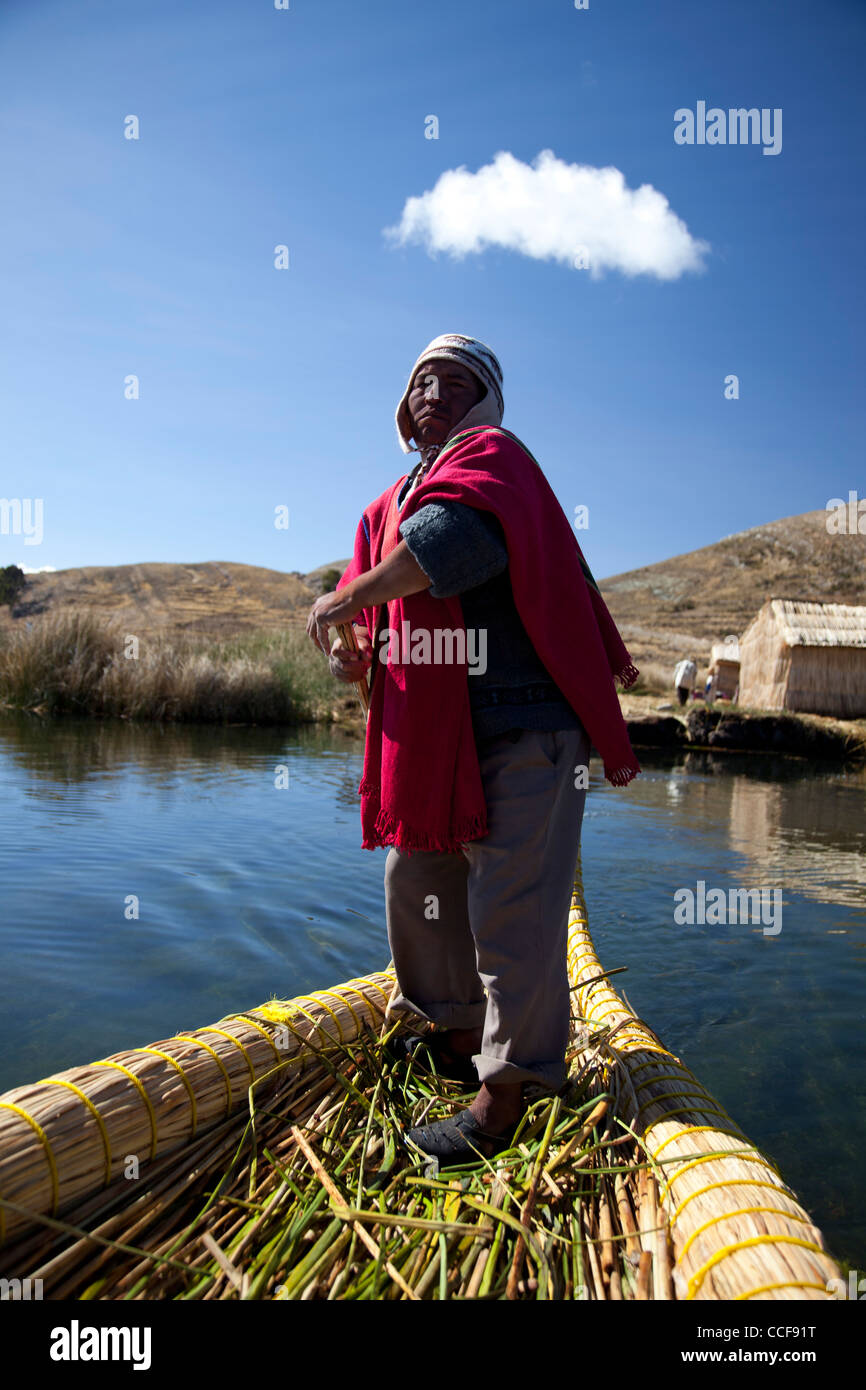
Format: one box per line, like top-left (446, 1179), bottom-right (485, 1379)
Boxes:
top-left (474, 1054), bottom-right (568, 1090)
top-left (388, 991), bottom-right (487, 1032)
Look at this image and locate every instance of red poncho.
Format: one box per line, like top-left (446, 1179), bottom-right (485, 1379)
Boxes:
top-left (338, 426), bottom-right (640, 852)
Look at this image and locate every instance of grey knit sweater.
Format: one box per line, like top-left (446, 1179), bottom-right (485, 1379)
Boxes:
top-left (396, 470), bottom-right (580, 741)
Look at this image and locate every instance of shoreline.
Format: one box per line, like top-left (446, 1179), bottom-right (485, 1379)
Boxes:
top-left (328, 688), bottom-right (866, 763)
top-left (619, 695), bottom-right (866, 763)
top-left (1, 611), bottom-right (863, 763)
top-left (3, 690), bottom-right (864, 765)
top-left (326, 691), bottom-right (866, 764)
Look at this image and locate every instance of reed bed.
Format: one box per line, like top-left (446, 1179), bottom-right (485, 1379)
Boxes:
top-left (0, 856), bottom-right (842, 1300)
top-left (0, 1011), bottom-right (661, 1300)
top-left (0, 611), bottom-right (336, 724)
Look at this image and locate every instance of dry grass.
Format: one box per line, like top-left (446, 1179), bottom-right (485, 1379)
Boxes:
top-left (0, 611), bottom-right (336, 724)
top-left (622, 659), bottom-right (671, 696)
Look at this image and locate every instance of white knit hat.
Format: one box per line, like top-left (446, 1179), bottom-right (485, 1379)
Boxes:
top-left (395, 334), bottom-right (504, 453)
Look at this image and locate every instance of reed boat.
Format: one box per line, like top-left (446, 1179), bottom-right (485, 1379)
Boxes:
top-left (0, 853), bottom-right (842, 1301)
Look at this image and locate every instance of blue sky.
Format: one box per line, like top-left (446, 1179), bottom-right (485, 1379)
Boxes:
top-left (1, 0), bottom-right (863, 582)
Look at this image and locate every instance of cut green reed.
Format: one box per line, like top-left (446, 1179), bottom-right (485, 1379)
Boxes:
top-left (6, 1014), bottom-right (671, 1301)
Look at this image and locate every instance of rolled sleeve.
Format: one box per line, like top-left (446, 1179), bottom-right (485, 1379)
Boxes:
top-left (399, 502), bottom-right (508, 598)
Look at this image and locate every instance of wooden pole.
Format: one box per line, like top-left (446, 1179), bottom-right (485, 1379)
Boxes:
top-left (336, 623), bottom-right (370, 717)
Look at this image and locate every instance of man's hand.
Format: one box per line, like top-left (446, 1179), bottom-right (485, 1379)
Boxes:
top-left (306, 542), bottom-right (430, 658)
top-left (306, 588), bottom-right (363, 656)
top-left (329, 634), bottom-right (373, 684)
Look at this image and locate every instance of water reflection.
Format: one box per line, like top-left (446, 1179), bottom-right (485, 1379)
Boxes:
top-left (0, 709), bottom-right (366, 818)
top-left (728, 777), bottom-right (866, 910)
top-left (612, 746), bottom-right (866, 911)
top-left (0, 709), bottom-right (364, 787)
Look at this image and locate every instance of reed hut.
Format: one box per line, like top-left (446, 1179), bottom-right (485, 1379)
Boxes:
top-left (708, 635), bottom-right (740, 700)
top-left (738, 599), bottom-right (866, 718)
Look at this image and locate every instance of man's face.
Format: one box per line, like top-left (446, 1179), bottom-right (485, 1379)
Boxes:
top-left (407, 357), bottom-right (485, 446)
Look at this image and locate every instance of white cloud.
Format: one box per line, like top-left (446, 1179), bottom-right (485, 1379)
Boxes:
top-left (385, 149), bottom-right (709, 280)
top-left (20, 565), bottom-right (56, 574)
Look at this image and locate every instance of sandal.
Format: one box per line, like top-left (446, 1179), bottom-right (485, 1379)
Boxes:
top-left (386, 1032), bottom-right (478, 1084)
top-left (405, 1108), bottom-right (517, 1166)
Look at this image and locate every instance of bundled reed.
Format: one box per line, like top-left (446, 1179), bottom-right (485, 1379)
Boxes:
top-left (566, 871), bottom-right (841, 1299)
top-left (0, 857), bottom-right (842, 1300)
top-left (0, 972), bottom-right (395, 1247)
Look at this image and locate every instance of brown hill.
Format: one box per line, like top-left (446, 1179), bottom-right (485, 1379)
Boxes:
top-left (0, 562), bottom-right (321, 640)
top-left (599, 509), bottom-right (866, 671)
top-left (2, 511), bottom-right (862, 673)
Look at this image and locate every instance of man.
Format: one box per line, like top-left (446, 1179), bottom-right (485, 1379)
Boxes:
top-left (673, 657), bottom-right (697, 706)
top-left (307, 334), bottom-right (640, 1163)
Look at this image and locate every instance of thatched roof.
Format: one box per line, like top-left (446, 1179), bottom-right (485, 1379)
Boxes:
top-left (745, 598), bottom-right (866, 649)
top-left (710, 636), bottom-right (740, 665)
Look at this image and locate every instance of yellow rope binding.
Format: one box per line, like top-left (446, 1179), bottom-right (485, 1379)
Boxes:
top-left (37, 1078), bottom-right (112, 1186)
top-left (641, 1102), bottom-right (745, 1133)
top-left (253, 1007), bottom-right (344, 1072)
top-left (615, 1043), bottom-right (677, 1062)
top-left (286, 1002), bottom-right (337, 1049)
top-left (671, 1177), bottom-right (799, 1228)
top-left (679, 1205), bottom-right (814, 1263)
top-left (634, 1071), bottom-right (700, 1093)
top-left (652, 1125), bottom-right (767, 1164)
top-left (736, 1281), bottom-right (830, 1300)
top-left (687, 1234), bottom-right (830, 1299)
top-left (294, 995), bottom-right (344, 1045)
top-left (661, 1151), bottom-right (784, 1207)
top-left (0, 1101), bottom-right (60, 1216)
top-left (137, 1049), bottom-right (198, 1137)
top-left (221, 1015), bottom-right (283, 1066)
top-left (314, 988), bottom-right (362, 1036)
top-left (590, 1003), bottom-right (631, 1025)
top-left (91, 1061), bottom-right (158, 1161)
top-left (328, 982), bottom-right (380, 1028)
top-left (173, 1036), bottom-right (233, 1116)
top-left (195, 1028), bottom-right (256, 1084)
top-left (346, 975), bottom-right (392, 1008)
top-left (627, 1056), bottom-right (692, 1079)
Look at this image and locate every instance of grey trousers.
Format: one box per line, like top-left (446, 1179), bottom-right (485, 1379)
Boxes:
top-left (384, 725), bottom-right (591, 1090)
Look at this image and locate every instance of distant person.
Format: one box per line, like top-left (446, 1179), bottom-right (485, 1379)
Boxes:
top-left (704, 672), bottom-right (715, 706)
top-left (673, 657), bottom-right (697, 706)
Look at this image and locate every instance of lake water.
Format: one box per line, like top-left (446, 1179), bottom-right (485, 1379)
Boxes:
top-left (1, 712), bottom-right (864, 1269)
